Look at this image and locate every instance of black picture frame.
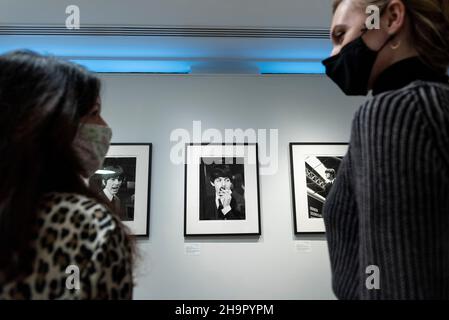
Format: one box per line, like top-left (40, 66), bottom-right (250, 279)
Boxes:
top-left (89, 143), bottom-right (152, 237)
top-left (184, 143), bottom-right (261, 237)
top-left (289, 142), bottom-right (348, 234)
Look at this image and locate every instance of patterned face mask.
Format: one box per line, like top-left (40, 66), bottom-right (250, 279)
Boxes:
top-left (73, 123), bottom-right (113, 178)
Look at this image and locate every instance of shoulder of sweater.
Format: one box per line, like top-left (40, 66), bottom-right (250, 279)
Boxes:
top-left (38, 192), bottom-right (118, 230)
top-left (40, 191), bottom-right (106, 210)
top-left (353, 81), bottom-right (449, 163)
top-left (355, 80), bottom-right (449, 125)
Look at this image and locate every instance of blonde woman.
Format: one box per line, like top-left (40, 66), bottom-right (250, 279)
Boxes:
top-left (322, 0), bottom-right (449, 299)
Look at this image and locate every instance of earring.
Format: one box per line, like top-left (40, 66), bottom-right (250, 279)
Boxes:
top-left (390, 40), bottom-right (401, 50)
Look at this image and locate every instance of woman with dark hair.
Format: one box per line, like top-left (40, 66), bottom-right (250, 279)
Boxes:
top-left (0, 50), bottom-right (134, 299)
top-left (322, 0), bottom-right (449, 299)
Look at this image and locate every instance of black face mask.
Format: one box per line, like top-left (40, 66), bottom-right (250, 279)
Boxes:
top-left (322, 33), bottom-right (393, 96)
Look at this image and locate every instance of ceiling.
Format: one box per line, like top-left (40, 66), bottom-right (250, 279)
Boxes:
top-left (0, 0), bottom-right (334, 73)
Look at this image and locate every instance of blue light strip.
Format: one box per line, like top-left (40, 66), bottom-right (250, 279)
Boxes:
top-left (70, 60), bottom-right (326, 74)
top-left (0, 35), bottom-right (327, 74)
top-left (257, 61), bottom-right (325, 74)
top-left (70, 59), bottom-right (191, 73)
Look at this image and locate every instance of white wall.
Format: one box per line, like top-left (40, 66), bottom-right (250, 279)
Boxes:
top-left (1, 0), bottom-right (331, 28)
top-left (99, 74), bottom-right (365, 300)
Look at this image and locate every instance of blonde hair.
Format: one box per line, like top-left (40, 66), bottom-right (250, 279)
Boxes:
top-left (332, 0), bottom-right (449, 73)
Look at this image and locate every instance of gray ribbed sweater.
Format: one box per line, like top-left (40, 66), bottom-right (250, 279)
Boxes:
top-left (323, 67), bottom-right (449, 299)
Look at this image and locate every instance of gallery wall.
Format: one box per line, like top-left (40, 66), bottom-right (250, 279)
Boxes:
top-left (99, 73), bottom-right (365, 299)
top-left (0, 0), bottom-right (331, 28)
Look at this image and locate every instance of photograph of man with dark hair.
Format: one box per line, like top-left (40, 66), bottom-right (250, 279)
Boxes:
top-left (97, 164), bottom-right (127, 220)
top-left (199, 160), bottom-right (245, 221)
top-left (89, 157), bottom-right (137, 221)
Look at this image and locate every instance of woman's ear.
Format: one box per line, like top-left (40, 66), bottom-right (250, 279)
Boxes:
top-left (384, 0), bottom-right (406, 34)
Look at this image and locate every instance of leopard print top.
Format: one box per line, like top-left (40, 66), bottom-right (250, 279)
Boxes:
top-left (0, 193), bottom-right (134, 299)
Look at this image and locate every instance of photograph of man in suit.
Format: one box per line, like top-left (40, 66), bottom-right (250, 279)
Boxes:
top-left (97, 165), bottom-right (126, 220)
top-left (200, 166), bottom-right (245, 220)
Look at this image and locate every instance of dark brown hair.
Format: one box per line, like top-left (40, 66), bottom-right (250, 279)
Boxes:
top-left (0, 50), bottom-right (133, 279)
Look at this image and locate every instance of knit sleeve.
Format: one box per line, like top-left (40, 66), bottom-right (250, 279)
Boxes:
top-left (323, 146), bottom-right (360, 299)
top-left (350, 87), bottom-right (449, 299)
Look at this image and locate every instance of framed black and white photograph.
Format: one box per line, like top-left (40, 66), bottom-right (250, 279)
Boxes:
top-left (290, 143), bottom-right (348, 234)
top-left (184, 143), bottom-right (261, 236)
top-left (89, 143), bottom-right (152, 236)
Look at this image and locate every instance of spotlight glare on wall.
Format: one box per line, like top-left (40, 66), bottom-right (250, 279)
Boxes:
top-left (257, 61), bottom-right (325, 74)
top-left (70, 59), bottom-right (192, 74)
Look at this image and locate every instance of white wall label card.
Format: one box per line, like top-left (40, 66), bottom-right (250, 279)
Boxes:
top-left (185, 244), bottom-right (201, 256)
top-left (295, 241), bottom-right (312, 253)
